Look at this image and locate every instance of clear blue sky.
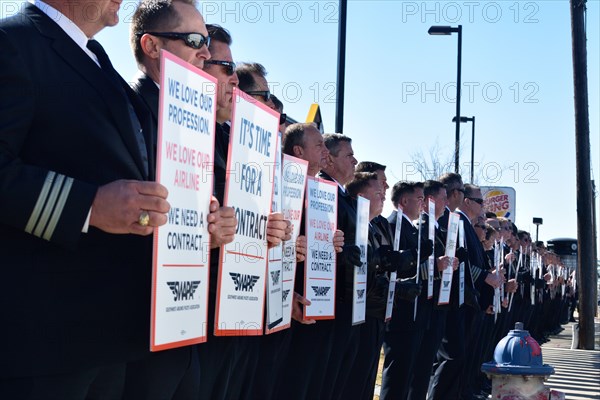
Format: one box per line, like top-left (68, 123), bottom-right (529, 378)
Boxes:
top-left (4, 1), bottom-right (599, 250)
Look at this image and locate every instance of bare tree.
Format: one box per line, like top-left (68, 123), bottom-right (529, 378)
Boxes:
top-left (408, 140), bottom-right (509, 185)
top-left (409, 140), bottom-right (457, 181)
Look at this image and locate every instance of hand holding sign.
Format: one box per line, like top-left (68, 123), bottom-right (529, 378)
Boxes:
top-left (296, 235), bottom-right (307, 262)
top-left (485, 272), bottom-right (502, 289)
top-left (90, 180), bottom-right (170, 235)
top-left (208, 196), bottom-right (237, 248)
top-left (436, 255), bottom-right (458, 272)
top-left (506, 279), bottom-right (518, 293)
top-left (333, 229), bottom-right (344, 253)
top-left (267, 212), bottom-right (292, 247)
top-left (292, 292), bottom-right (316, 325)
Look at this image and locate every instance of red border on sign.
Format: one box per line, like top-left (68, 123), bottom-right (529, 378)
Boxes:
top-left (266, 155), bottom-right (309, 334)
top-left (214, 88), bottom-right (280, 337)
top-left (303, 176), bottom-right (338, 321)
top-left (150, 50), bottom-right (217, 351)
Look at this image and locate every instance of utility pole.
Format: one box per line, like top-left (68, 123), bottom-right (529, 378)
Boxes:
top-left (592, 180), bottom-right (598, 317)
top-left (570, 0), bottom-right (595, 349)
top-left (335, 0), bottom-right (347, 133)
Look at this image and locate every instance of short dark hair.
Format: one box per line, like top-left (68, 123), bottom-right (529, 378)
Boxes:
top-left (282, 123), bottom-right (312, 156)
top-left (236, 62), bottom-right (267, 92)
top-left (271, 94), bottom-right (283, 113)
top-left (322, 133), bottom-right (351, 157)
top-left (485, 211), bottom-right (497, 218)
top-left (423, 180), bottom-right (444, 198)
top-left (206, 24), bottom-right (232, 49)
top-left (390, 181), bottom-right (423, 207)
top-left (356, 161), bottom-right (386, 173)
top-left (464, 183), bottom-right (480, 198)
top-left (439, 172), bottom-right (463, 192)
top-left (130, 0), bottom-right (196, 65)
top-left (346, 172), bottom-right (378, 198)
top-left (485, 225), bottom-right (497, 241)
top-left (517, 230), bottom-right (530, 240)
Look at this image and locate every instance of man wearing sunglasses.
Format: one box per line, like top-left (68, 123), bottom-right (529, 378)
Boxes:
top-left (270, 94), bottom-right (290, 133)
top-left (455, 184), bottom-right (503, 400)
top-left (131, 0), bottom-right (210, 128)
top-left (429, 172), bottom-right (473, 400)
top-left (126, 1), bottom-right (240, 399)
top-left (236, 66), bottom-right (304, 399)
top-left (406, 180), bottom-right (460, 400)
top-left (236, 62), bottom-right (277, 110)
top-left (203, 24), bottom-right (239, 130)
top-left (198, 24), bottom-right (291, 400)
top-left (237, 63), bottom-right (289, 135)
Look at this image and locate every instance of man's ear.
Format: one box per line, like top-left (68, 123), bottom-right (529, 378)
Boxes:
top-left (325, 153), bottom-right (334, 168)
top-left (292, 145), bottom-right (303, 158)
top-left (400, 196), bottom-right (408, 208)
top-left (140, 34), bottom-right (161, 59)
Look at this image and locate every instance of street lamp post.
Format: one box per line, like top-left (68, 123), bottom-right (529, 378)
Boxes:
top-left (429, 25), bottom-right (463, 174)
top-left (453, 116), bottom-right (475, 182)
top-left (533, 217), bottom-right (543, 243)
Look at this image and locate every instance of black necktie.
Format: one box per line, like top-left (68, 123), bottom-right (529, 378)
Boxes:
top-left (87, 39), bottom-right (149, 176)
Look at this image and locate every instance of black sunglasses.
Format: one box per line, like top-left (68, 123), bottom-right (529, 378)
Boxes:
top-left (246, 90), bottom-right (272, 102)
top-left (204, 60), bottom-right (236, 75)
top-left (140, 32), bottom-right (210, 49)
top-left (466, 197), bottom-right (484, 205)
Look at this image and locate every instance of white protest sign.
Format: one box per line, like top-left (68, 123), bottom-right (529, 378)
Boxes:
top-left (458, 220), bottom-right (465, 306)
top-left (427, 200), bottom-right (436, 299)
top-left (352, 196), bottom-right (369, 325)
top-left (438, 212), bottom-right (460, 305)
top-left (266, 132), bottom-right (283, 332)
top-left (215, 89), bottom-right (279, 336)
top-left (268, 155), bottom-right (308, 333)
top-left (304, 177), bottom-right (337, 320)
top-left (151, 50), bottom-right (216, 351)
top-left (385, 207), bottom-right (403, 322)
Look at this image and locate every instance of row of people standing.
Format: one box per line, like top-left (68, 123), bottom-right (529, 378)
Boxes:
top-left (1, 0), bottom-right (573, 399)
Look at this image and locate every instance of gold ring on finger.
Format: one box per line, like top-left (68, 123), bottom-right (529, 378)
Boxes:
top-left (138, 211), bottom-right (150, 227)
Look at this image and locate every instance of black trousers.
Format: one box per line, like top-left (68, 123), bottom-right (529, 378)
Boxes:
top-left (428, 305), bottom-right (467, 400)
top-left (277, 319), bottom-right (335, 400)
top-left (381, 297), bottom-right (432, 400)
top-left (408, 307), bottom-right (448, 400)
top-left (341, 316), bottom-right (385, 400)
top-left (123, 345), bottom-right (200, 400)
top-left (320, 303), bottom-right (361, 400)
top-left (245, 329), bottom-right (292, 400)
top-left (0, 363), bottom-right (126, 400)
top-left (461, 310), bottom-right (490, 399)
